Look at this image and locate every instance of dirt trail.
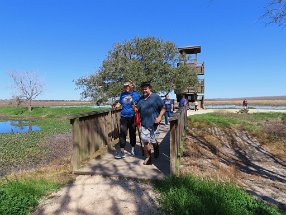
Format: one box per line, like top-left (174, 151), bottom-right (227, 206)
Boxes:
top-left (181, 109), bottom-right (286, 211)
top-left (32, 175), bottom-right (159, 215)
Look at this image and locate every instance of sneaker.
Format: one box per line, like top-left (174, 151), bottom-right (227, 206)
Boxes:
top-left (114, 151), bottom-right (125, 159)
top-left (131, 149), bottom-right (136, 157)
top-left (143, 156), bottom-right (152, 165)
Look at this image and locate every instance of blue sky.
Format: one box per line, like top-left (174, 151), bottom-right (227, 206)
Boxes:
top-left (0, 0), bottom-right (285, 100)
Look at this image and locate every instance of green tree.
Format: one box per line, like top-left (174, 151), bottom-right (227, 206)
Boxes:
top-left (75, 36), bottom-right (198, 103)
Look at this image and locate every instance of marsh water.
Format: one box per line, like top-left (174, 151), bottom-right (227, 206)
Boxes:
top-left (0, 120), bottom-right (41, 133)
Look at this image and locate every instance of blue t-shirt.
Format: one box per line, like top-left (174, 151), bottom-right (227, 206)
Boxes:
top-left (137, 93), bottom-right (164, 129)
top-left (120, 91), bottom-right (141, 117)
top-left (179, 98), bottom-right (185, 107)
top-left (163, 99), bottom-right (173, 112)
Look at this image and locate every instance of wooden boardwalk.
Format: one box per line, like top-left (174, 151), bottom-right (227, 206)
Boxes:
top-left (74, 124), bottom-right (170, 180)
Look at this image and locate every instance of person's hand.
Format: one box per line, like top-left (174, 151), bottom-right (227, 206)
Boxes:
top-left (155, 116), bottom-right (162, 124)
top-left (113, 101), bottom-right (121, 109)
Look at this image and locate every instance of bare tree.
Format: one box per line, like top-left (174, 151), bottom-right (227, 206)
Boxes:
top-left (9, 71), bottom-right (44, 112)
top-left (263, 0), bottom-right (286, 27)
top-left (13, 95), bottom-right (23, 106)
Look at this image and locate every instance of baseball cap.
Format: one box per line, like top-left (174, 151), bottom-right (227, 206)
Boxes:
top-left (123, 81), bottom-right (133, 87)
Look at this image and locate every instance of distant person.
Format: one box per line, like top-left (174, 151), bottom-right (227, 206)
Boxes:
top-left (114, 81), bottom-right (141, 159)
top-left (137, 82), bottom-right (166, 165)
top-left (242, 99), bottom-right (248, 109)
top-left (194, 100), bottom-right (199, 111)
top-left (163, 94), bottom-right (174, 125)
top-left (178, 95), bottom-right (187, 109)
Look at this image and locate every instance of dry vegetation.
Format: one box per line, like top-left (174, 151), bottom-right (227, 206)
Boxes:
top-left (205, 96), bottom-right (286, 106)
top-left (180, 113), bottom-right (286, 211)
top-left (0, 100), bottom-right (92, 107)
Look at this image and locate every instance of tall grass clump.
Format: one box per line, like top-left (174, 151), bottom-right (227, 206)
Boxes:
top-left (154, 175), bottom-right (282, 215)
top-left (0, 179), bottom-right (60, 215)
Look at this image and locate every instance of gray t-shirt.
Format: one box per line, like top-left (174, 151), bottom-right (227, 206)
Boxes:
top-left (137, 93), bottom-right (164, 129)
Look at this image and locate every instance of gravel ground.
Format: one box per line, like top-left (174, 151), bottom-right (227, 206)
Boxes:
top-left (32, 175), bottom-right (160, 215)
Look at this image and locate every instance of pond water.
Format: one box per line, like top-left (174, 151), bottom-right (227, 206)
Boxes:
top-left (204, 105), bottom-right (286, 110)
top-left (0, 121), bottom-right (41, 133)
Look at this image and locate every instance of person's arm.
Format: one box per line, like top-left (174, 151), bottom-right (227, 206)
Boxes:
top-left (155, 107), bottom-right (166, 124)
top-left (112, 100), bottom-right (121, 109)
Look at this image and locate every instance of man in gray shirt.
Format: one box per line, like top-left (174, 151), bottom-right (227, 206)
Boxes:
top-left (137, 82), bottom-right (166, 165)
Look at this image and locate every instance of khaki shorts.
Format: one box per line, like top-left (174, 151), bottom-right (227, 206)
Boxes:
top-left (140, 125), bottom-right (160, 144)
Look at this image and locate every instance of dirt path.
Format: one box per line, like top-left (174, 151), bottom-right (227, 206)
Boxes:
top-left (32, 175), bottom-right (160, 215)
top-left (182, 109), bottom-right (286, 211)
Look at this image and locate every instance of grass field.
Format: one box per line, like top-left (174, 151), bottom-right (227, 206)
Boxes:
top-left (1, 105), bottom-right (285, 215)
top-left (0, 99), bottom-right (92, 107)
top-left (155, 175), bottom-right (282, 215)
top-left (0, 105), bottom-right (106, 215)
top-left (172, 112), bottom-right (286, 215)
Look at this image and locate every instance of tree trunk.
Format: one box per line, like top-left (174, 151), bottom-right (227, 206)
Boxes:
top-left (28, 99), bottom-right (32, 112)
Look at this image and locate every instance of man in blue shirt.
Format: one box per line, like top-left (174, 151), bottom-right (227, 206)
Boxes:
top-left (179, 95), bottom-right (187, 109)
top-left (163, 94), bottom-right (174, 125)
top-left (137, 82), bottom-right (166, 165)
top-left (114, 81), bottom-right (141, 159)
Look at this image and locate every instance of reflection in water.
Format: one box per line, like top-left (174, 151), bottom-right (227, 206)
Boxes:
top-left (0, 121), bottom-right (41, 133)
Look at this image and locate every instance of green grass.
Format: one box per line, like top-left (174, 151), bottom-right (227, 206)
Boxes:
top-left (189, 112), bottom-right (286, 133)
top-left (0, 118), bottom-right (71, 173)
top-left (0, 178), bottom-right (60, 215)
top-left (0, 106), bottom-right (100, 214)
top-left (0, 106), bottom-right (106, 117)
top-left (189, 113), bottom-right (243, 127)
top-left (190, 112), bottom-right (286, 125)
top-left (0, 106), bottom-right (110, 173)
top-left (154, 175), bottom-right (282, 215)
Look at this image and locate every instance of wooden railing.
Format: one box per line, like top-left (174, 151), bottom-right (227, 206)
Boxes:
top-left (69, 107), bottom-right (188, 176)
top-left (69, 109), bottom-right (121, 171)
top-left (186, 62), bottom-right (204, 75)
top-left (169, 107), bottom-right (187, 175)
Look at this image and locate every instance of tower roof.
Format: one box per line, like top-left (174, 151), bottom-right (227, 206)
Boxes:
top-left (178, 46), bottom-right (201, 54)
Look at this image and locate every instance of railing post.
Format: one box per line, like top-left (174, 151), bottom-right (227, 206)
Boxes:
top-left (170, 119), bottom-right (177, 176)
top-left (71, 118), bottom-right (81, 172)
top-left (106, 110), bottom-right (113, 150)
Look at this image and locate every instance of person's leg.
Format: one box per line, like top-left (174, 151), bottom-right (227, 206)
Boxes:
top-left (115, 117), bottom-right (127, 158)
top-left (150, 125), bottom-right (160, 158)
top-left (164, 111), bottom-right (169, 125)
top-left (152, 142), bottom-right (159, 158)
top-left (128, 117), bottom-right (136, 156)
top-left (140, 126), bottom-right (152, 165)
top-left (143, 143), bottom-right (152, 165)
